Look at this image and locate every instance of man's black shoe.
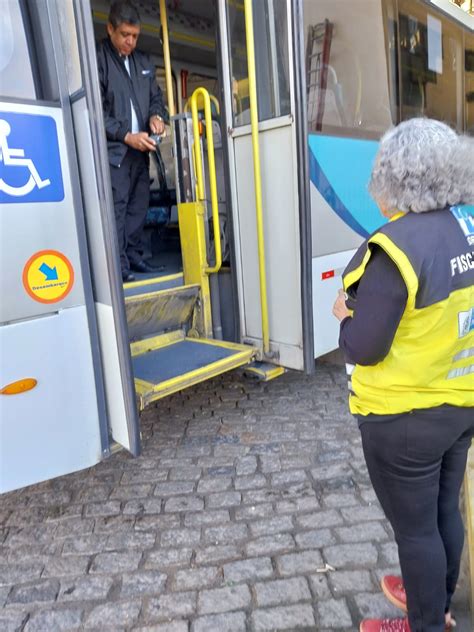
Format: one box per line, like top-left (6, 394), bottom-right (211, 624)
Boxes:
top-left (130, 260), bottom-right (165, 274)
top-left (122, 270), bottom-right (135, 283)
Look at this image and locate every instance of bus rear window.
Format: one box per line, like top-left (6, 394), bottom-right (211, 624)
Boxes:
top-left (0, 0), bottom-right (36, 100)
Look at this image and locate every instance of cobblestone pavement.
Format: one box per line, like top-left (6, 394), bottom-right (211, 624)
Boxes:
top-left (0, 362), bottom-right (470, 631)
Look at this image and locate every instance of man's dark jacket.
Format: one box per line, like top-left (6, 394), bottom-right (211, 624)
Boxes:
top-left (97, 37), bottom-right (168, 167)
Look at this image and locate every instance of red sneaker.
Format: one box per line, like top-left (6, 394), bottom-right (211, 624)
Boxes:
top-left (359, 618), bottom-right (410, 632)
top-left (380, 576), bottom-right (456, 629)
top-left (381, 575), bottom-right (407, 612)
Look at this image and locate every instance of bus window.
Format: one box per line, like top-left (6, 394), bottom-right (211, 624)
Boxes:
top-left (466, 30), bottom-right (474, 133)
top-left (383, 0), bottom-right (400, 127)
top-left (0, 0), bottom-right (36, 100)
top-left (151, 68), bottom-right (177, 191)
top-left (56, 1), bottom-right (83, 96)
top-left (155, 67), bottom-right (178, 114)
top-left (398, 0), bottom-right (463, 131)
top-left (303, 0), bottom-right (394, 136)
top-left (185, 72), bottom-right (219, 112)
top-left (226, 0), bottom-right (291, 126)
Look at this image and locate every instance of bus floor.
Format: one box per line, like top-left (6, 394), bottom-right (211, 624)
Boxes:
top-left (0, 361), bottom-right (471, 630)
top-left (140, 225), bottom-right (183, 280)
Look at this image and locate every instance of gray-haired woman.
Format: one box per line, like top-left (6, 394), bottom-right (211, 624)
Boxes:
top-left (333, 118), bottom-right (474, 632)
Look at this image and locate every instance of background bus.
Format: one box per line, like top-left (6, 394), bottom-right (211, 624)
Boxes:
top-left (304, 0), bottom-right (474, 354)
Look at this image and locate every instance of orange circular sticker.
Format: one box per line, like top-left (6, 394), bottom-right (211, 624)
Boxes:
top-left (22, 250), bottom-right (74, 304)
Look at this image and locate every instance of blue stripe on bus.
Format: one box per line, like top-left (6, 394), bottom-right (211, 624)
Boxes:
top-left (308, 134), bottom-right (385, 237)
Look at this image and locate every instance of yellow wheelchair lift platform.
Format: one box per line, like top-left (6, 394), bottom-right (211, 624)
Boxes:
top-left (123, 272), bottom-right (257, 411)
top-left (131, 330), bottom-right (256, 410)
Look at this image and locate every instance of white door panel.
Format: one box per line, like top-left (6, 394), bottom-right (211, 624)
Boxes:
top-left (234, 125), bottom-right (302, 348)
top-left (220, 0), bottom-right (309, 371)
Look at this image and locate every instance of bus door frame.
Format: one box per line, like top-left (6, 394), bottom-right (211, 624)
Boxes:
top-left (73, 0), bottom-right (141, 456)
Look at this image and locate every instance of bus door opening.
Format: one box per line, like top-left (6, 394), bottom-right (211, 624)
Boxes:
top-left (90, 0), bottom-right (256, 409)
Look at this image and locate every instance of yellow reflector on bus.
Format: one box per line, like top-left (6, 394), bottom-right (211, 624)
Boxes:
top-left (0, 378), bottom-right (38, 395)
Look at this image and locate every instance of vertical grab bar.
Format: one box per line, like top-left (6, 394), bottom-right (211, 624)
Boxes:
top-left (158, 0), bottom-right (176, 116)
top-left (243, 0), bottom-right (270, 355)
top-left (190, 87), bottom-right (222, 275)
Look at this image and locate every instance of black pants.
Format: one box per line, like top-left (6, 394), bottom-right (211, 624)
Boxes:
top-left (360, 406), bottom-right (474, 632)
top-left (109, 149), bottom-right (149, 273)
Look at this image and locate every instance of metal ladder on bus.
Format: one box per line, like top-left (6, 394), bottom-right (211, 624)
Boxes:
top-left (122, 88), bottom-right (257, 411)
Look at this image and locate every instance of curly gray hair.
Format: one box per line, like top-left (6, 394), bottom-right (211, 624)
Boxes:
top-left (368, 118), bottom-right (474, 213)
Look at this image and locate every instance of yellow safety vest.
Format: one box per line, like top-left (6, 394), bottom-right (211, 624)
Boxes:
top-left (342, 207), bottom-right (474, 416)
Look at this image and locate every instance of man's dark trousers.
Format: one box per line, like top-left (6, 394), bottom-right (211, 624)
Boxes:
top-left (109, 147), bottom-right (149, 273)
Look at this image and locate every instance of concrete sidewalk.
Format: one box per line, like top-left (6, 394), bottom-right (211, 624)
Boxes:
top-left (0, 363), bottom-right (471, 631)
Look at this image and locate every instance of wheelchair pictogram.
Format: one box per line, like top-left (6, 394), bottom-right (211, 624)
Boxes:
top-left (0, 110), bottom-right (64, 204)
top-left (0, 119), bottom-right (51, 197)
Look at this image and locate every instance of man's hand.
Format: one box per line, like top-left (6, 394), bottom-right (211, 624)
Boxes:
top-left (149, 115), bottom-right (166, 135)
top-left (332, 289), bottom-right (351, 322)
top-left (124, 131), bottom-right (156, 152)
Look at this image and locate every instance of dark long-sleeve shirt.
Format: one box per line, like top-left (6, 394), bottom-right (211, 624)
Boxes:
top-left (339, 246), bottom-right (408, 366)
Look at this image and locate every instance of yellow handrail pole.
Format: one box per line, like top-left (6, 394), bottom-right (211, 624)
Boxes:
top-left (184, 94), bottom-right (220, 116)
top-left (190, 88), bottom-right (222, 274)
top-left (201, 93), bottom-right (222, 274)
top-left (243, 0), bottom-right (270, 354)
top-left (190, 94), bottom-right (205, 201)
top-left (158, 0), bottom-right (175, 116)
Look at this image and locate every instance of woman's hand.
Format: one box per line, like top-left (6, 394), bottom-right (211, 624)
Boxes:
top-left (333, 289), bottom-right (351, 322)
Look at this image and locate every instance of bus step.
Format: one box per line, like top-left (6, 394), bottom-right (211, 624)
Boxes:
top-left (243, 361), bottom-right (286, 381)
top-left (131, 330), bottom-right (257, 410)
top-left (125, 283), bottom-right (199, 341)
top-left (123, 272), bottom-right (184, 298)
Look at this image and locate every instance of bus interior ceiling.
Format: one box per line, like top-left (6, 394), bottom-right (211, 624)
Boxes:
top-left (91, 0), bottom-right (222, 280)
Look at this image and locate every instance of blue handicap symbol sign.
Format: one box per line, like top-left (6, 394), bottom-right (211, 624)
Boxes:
top-left (0, 111), bottom-right (64, 204)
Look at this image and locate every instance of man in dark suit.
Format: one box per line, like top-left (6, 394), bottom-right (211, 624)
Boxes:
top-left (97, 0), bottom-right (168, 282)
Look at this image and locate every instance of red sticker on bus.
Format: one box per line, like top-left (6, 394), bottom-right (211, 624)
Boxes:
top-left (321, 270), bottom-right (335, 280)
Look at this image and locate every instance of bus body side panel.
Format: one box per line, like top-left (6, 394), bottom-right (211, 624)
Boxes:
top-left (302, 0), bottom-right (392, 357)
top-left (309, 134), bottom-right (384, 357)
top-left (0, 309), bottom-right (102, 493)
top-left (0, 97), bottom-right (104, 493)
top-left (312, 250), bottom-right (355, 358)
